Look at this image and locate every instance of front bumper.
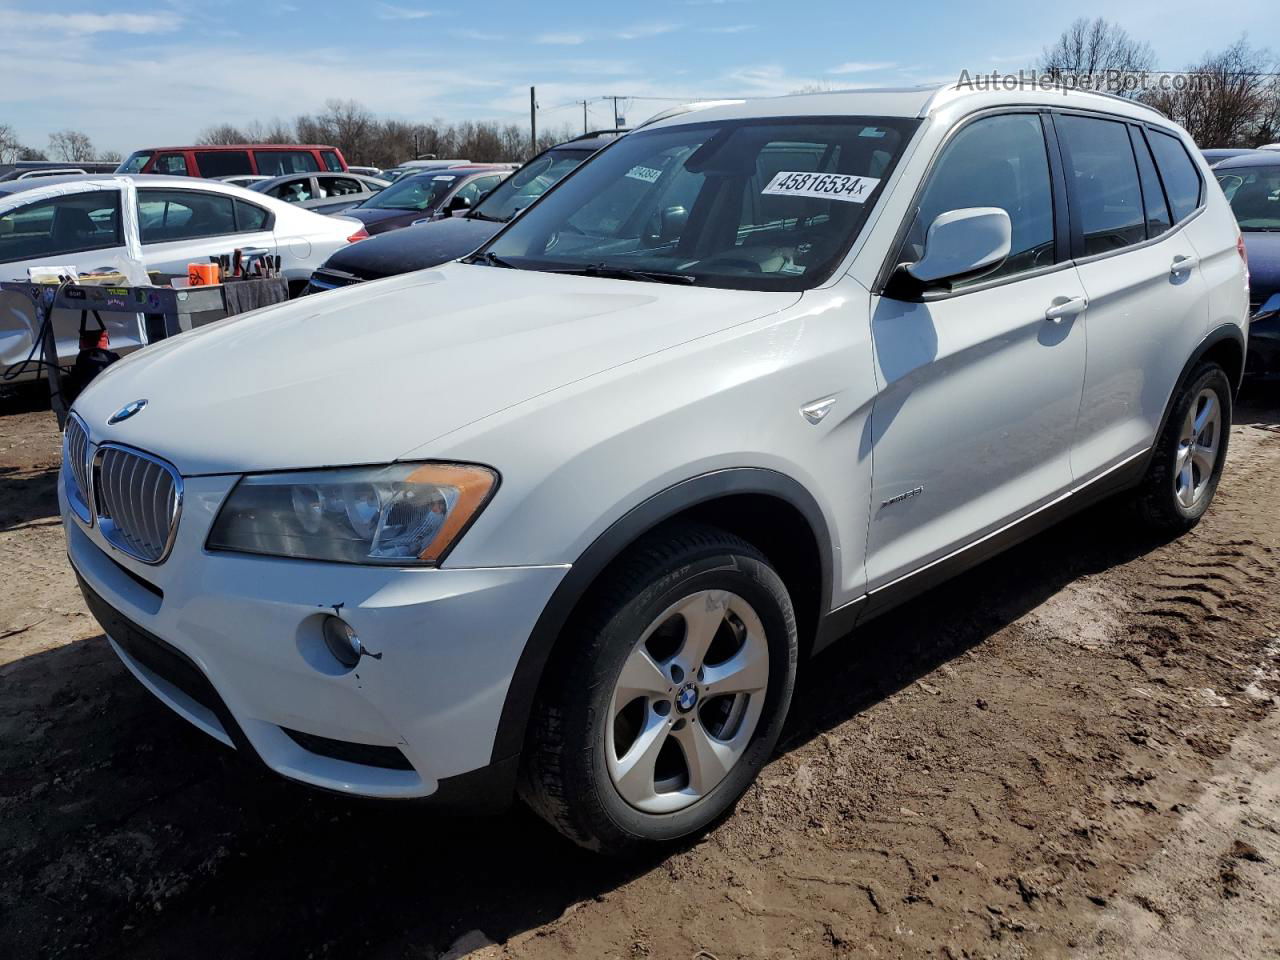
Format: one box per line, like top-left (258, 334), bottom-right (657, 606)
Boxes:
top-left (62, 469), bottom-right (566, 801)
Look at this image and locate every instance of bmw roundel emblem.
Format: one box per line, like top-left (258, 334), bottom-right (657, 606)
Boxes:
top-left (107, 399), bottom-right (148, 425)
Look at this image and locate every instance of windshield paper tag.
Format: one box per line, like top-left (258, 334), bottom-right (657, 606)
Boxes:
top-left (762, 171), bottom-right (880, 203)
top-left (626, 165), bottom-right (663, 183)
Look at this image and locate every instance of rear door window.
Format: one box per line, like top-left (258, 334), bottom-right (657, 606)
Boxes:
top-left (1055, 114), bottom-right (1146, 257)
top-left (137, 189), bottom-right (237, 242)
top-left (255, 150), bottom-right (320, 176)
top-left (267, 177), bottom-right (315, 203)
top-left (321, 150), bottom-right (343, 172)
top-left (153, 153), bottom-right (189, 176)
top-left (319, 176), bottom-right (365, 197)
top-left (0, 190), bottom-right (122, 263)
top-left (195, 150), bottom-right (252, 178)
top-left (1147, 129), bottom-right (1203, 222)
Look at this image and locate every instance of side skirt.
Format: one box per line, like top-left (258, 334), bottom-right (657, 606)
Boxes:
top-left (812, 448), bottom-right (1150, 653)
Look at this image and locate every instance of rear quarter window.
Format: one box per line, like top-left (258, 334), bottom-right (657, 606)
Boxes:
top-left (1147, 129), bottom-right (1203, 222)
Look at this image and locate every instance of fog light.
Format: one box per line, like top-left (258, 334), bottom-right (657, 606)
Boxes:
top-left (322, 615), bottom-right (362, 668)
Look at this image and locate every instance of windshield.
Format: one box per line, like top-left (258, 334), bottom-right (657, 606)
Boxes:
top-left (358, 173), bottom-right (458, 211)
top-left (478, 117), bottom-right (916, 290)
top-left (471, 148), bottom-right (588, 222)
top-left (1217, 165), bottom-right (1280, 230)
top-left (118, 151), bottom-right (152, 174)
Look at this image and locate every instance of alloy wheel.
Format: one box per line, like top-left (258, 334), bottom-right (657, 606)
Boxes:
top-left (605, 589), bottom-right (769, 814)
top-left (1174, 387), bottom-right (1222, 510)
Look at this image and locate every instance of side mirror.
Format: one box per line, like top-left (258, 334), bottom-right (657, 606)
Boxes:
top-left (659, 205), bottom-right (688, 240)
top-left (445, 194), bottom-right (472, 215)
top-left (904, 207), bottom-right (1011, 285)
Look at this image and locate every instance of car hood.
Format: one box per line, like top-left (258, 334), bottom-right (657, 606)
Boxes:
top-left (317, 216), bottom-right (501, 280)
top-left (343, 206), bottom-right (417, 228)
top-left (75, 263), bottom-right (799, 475)
top-left (1243, 231), bottom-right (1280, 307)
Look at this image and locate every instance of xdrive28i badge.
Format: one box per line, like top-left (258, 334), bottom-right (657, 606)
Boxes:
top-left (107, 399), bottom-right (148, 425)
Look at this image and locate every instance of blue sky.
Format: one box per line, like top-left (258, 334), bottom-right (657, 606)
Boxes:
top-left (0, 0), bottom-right (1274, 155)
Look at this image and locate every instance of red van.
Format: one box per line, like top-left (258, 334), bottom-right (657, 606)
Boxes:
top-left (116, 144), bottom-right (349, 179)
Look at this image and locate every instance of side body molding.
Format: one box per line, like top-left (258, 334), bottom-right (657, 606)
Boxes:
top-left (489, 467), bottom-right (834, 764)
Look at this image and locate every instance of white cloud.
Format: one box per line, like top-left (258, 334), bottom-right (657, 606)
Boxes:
top-left (829, 61), bottom-right (896, 75)
top-left (375, 3), bottom-right (433, 20)
top-left (535, 32), bottom-right (585, 45)
top-left (0, 9), bottom-right (179, 34)
top-left (615, 22), bottom-right (680, 40)
top-left (704, 24), bottom-right (755, 34)
top-left (451, 28), bottom-right (505, 41)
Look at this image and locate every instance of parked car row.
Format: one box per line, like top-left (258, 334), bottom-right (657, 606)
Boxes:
top-left (0, 174), bottom-right (367, 380)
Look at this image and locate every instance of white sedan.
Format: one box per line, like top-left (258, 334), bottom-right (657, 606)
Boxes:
top-left (0, 174), bottom-right (366, 382)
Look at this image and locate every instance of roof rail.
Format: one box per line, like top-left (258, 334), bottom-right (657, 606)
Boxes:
top-left (923, 79), bottom-right (1168, 120)
top-left (568, 128), bottom-right (628, 141)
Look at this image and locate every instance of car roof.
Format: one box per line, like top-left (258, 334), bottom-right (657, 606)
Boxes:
top-left (640, 82), bottom-right (1170, 131)
top-left (1213, 152), bottom-right (1280, 171)
top-left (130, 144), bottom-right (340, 152)
top-left (250, 171), bottom-right (382, 187)
top-left (0, 173), bottom-right (230, 197)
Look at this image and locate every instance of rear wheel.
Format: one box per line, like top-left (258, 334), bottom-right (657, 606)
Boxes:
top-left (520, 525), bottom-right (797, 853)
top-left (1135, 362), bottom-right (1231, 530)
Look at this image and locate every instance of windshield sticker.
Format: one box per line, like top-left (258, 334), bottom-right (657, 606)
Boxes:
top-left (762, 171), bottom-right (880, 203)
top-left (625, 165), bottom-right (664, 184)
top-left (859, 127), bottom-right (887, 138)
top-left (432, 175), bottom-right (456, 181)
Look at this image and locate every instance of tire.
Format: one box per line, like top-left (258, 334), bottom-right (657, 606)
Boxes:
top-left (519, 523), bottom-right (797, 854)
top-left (1135, 361), bottom-right (1232, 531)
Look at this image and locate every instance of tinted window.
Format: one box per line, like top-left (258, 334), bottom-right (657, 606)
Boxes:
top-left (483, 118), bottom-right (914, 291)
top-left (235, 199), bottom-right (271, 232)
top-left (1129, 128), bottom-right (1171, 237)
top-left (1056, 114), bottom-right (1146, 256)
top-left (266, 177), bottom-right (314, 202)
top-left (452, 174), bottom-right (504, 207)
top-left (1148, 129), bottom-right (1203, 222)
top-left (1217, 165), bottom-right (1280, 231)
top-left (255, 150), bottom-right (320, 176)
top-left (321, 150), bottom-right (343, 172)
top-left (362, 174), bottom-right (457, 211)
top-left (153, 152), bottom-right (189, 176)
top-left (0, 190), bottom-right (122, 263)
top-left (473, 149), bottom-right (585, 222)
top-left (320, 176), bottom-right (365, 197)
top-left (137, 189), bottom-right (237, 242)
top-left (906, 113), bottom-right (1055, 284)
top-left (119, 151), bottom-right (151, 173)
top-left (195, 150), bottom-right (252, 178)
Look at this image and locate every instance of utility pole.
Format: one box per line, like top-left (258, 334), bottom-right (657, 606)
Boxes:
top-left (530, 86), bottom-right (537, 152)
top-left (612, 96), bottom-right (619, 131)
top-left (581, 100), bottom-right (588, 135)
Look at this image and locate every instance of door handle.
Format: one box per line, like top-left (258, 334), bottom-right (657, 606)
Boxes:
top-left (1170, 254), bottom-right (1199, 277)
top-left (1044, 296), bottom-right (1088, 323)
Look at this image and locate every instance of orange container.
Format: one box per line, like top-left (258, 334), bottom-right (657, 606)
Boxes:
top-left (187, 262), bottom-right (220, 286)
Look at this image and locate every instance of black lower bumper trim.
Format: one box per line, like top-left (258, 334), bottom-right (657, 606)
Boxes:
top-left (282, 727), bottom-right (414, 771)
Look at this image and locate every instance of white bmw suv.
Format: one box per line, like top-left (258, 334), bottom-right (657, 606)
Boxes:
top-left (61, 83), bottom-right (1248, 853)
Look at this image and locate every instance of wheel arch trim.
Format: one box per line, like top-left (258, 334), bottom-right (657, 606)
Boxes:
top-left (489, 467), bottom-right (834, 764)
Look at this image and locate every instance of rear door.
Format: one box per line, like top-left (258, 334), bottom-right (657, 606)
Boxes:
top-left (136, 188), bottom-right (276, 277)
top-left (1056, 112), bottom-right (1211, 481)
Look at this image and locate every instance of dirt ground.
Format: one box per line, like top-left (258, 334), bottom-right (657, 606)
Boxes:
top-left (1, 384), bottom-right (1278, 960)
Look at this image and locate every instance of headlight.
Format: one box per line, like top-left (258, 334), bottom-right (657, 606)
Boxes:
top-left (207, 462), bottom-right (497, 565)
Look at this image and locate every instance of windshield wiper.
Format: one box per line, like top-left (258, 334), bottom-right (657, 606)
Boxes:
top-left (466, 210), bottom-right (505, 222)
top-left (463, 251), bottom-right (518, 268)
top-left (552, 263), bottom-right (697, 285)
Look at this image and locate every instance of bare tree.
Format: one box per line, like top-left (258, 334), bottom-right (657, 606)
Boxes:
top-left (1040, 17), bottom-right (1155, 94)
top-left (0, 123), bottom-right (22, 164)
top-left (196, 123), bottom-right (248, 145)
top-left (18, 146), bottom-right (47, 161)
top-left (48, 129), bottom-right (96, 163)
top-left (1144, 38), bottom-right (1280, 147)
top-left (98, 149), bottom-right (122, 163)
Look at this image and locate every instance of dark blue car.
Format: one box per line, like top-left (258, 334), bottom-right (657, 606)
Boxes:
top-left (1217, 153), bottom-right (1280, 379)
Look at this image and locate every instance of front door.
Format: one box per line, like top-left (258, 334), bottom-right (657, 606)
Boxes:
top-left (865, 111), bottom-right (1088, 593)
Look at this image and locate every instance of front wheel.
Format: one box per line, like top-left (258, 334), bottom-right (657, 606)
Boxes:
top-left (520, 525), bottom-right (797, 853)
top-left (1135, 361), bottom-right (1232, 530)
